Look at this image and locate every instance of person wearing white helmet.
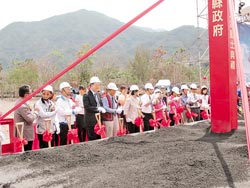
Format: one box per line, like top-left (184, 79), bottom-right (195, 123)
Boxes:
top-left (180, 84), bottom-right (190, 123)
top-left (140, 83), bottom-right (154, 131)
top-left (83, 76), bottom-right (106, 141)
top-left (34, 85), bottom-right (58, 149)
top-left (123, 85), bottom-right (142, 133)
top-left (56, 82), bottom-right (82, 145)
top-left (101, 82), bottom-right (122, 137)
top-left (152, 89), bottom-right (168, 126)
top-left (187, 83), bottom-right (201, 121)
top-left (167, 86), bottom-right (182, 126)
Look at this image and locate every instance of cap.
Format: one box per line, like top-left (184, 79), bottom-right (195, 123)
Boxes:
top-left (43, 85), bottom-right (53, 92)
top-left (190, 83), bottom-right (197, 89)
top-left (172, 86), bottom-right (180, 94)
top-left (130, 85), bottom-right (139, 91)
top-left (107, 82), bottom-right (118, 90)
top-left (59, 82), bottom-right (71, 91)
top-left (145, 83), bottom-right (154, 90)
top-left (90, 76), bottom-right (101, 84)
top-left (181, 84), bottom-right (189, 90)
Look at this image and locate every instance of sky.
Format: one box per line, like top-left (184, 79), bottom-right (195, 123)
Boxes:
top-left (0, 0), bottom-right (205, 31)
top-left (0, 0), bottom-right (249, 31)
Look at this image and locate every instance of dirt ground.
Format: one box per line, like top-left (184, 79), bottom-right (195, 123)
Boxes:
top-left (0, 120), bottom-right (249, 188)
top-left (0, 99), bottom-right (250, 188)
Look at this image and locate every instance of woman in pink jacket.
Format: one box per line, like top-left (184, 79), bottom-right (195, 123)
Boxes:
top-left (167, 87), bottom-right (181, 126)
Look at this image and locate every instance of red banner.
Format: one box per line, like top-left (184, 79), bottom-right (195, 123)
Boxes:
top-left (208, 0), bottom-right (237, 132)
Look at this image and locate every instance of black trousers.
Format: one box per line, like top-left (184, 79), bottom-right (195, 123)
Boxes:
top-left (169, 113), bottom-right (175, 126)
top-left (76, 114), bottom-right (87, 142)
top-left (59, 122), bottom-right (69, 146)
top-left (87, 126), bottom-right (101, 141)
top-left (190, 107), bottom-right (200, 121)
top-left (38, 134), bottom-right (48, 149)
top-left (24, 141), bottom-right (33, 151)
top-left (127, 122), bottom-right (139, 134)
top-left (37, 133), bottom-right (56, 149)
top-left (142, 112), bottom-right (153, 131)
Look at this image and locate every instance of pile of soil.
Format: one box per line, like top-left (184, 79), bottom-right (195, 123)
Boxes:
top-left (0, 121), bottom-right (249, 188)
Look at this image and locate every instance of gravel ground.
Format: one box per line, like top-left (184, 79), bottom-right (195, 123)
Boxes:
top-left (0, 120), bottom-right (249, 188)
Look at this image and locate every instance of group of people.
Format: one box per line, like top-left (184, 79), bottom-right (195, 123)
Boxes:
top-left (8, 77), bottom-right (211, 152)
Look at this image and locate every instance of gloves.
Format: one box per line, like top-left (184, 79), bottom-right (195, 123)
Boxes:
top-left (98, 107), bottom-right (106, 113)
top-left (116, 108), bottom-right (123, 114)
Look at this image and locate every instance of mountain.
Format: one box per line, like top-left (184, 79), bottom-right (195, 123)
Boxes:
top-left (0, 9), bottom-right (208, 68)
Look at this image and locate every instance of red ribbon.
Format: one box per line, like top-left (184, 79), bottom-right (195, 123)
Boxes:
top-left (67, 129), bottom-right (79, 142)
top-left (149, 119), bottom-right (159, 128)
top-left (94, 124), bottom-right (106, 138)
top-left (161, 119), bottom-right (171, 127)
top-left (186, 111), bottom-right (198, 119)
top-left (43, 130), bottom-right (52, 142)
top-left (117, 128), bottom-right (127, 136)
top-left (14, 137), bottom-right (28, 148)
top-left (186, 111), bottom-right (192, 119)
top-left (134, 117), bottom-right (143, 127)
top-left (176, 106), bottom-right (185, 113)
top-left (173, 114), bottom-right (181, 124)
top-left (201, 111), bottom-right (210, 119)
top-left (191, 112), bottom-right (198, 117)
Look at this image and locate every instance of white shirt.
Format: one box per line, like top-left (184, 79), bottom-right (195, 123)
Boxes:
top-left (75, 94), bottom-right (85, 115)
top-left (187, 92), bottom-right (201, 108)
top-left (35, 98), bottom-right (57, 134)
top-left (56, 95), bottom-right (80, 124)
top-left (140, 93), bottom-right (153, 113)
top-left (200, 95), bottom-right (210, 110)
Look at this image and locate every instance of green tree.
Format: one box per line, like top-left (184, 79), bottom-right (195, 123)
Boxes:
top-left (129, 46), bottom-right (151, 85)
top-left (7, 59), bottom-right (39, 89)
top-left (69, 44), bottom-right (94, 87)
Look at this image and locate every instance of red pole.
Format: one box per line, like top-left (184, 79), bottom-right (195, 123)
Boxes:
top-left (229, 0), bottom-right (250, 160)
top-left (0, 0), bottom-right (164, 121)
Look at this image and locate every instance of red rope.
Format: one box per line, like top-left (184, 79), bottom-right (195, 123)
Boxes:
top-left (0, 0), bottom-right (164, 121)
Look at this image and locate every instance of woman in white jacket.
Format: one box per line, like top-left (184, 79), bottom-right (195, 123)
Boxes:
top-left (200, 85), bottom-right (210, 120)
top-left (35, 85), bottom-right (57, 149)
top-left (123, 85), bottom-right (143, 133)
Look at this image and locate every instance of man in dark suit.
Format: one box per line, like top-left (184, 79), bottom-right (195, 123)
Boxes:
top-left (83, 76), bottom-right (106, 141)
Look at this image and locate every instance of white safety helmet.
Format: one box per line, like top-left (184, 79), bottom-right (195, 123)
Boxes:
top-left (107, 82), bottom-right (118, 90)
top-left (145, 83), bottom-right (154, 90)
top-left (43, 85), bottom-right (53, 92)
top-left (154, 89), bottom-right (162, 94)
top-left (172, 86), bottom-right (180, 94)
top-left (201, 85), bottom-right (208, 90)
top-left (190, 83), bottom-right (198, 89)
top-left (90, 76), bottom-right (101, 84)
top-left (59, 82), bottom-right (71, 91)
top-left (130, 85), bottom-right (139, 91)
top-left (181, 84), bottom-right (189, 90)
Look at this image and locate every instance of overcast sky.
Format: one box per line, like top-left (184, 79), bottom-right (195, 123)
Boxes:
top-left (0, 0), bottom-right (207, 31)
top-left (0, 0), bottom-right (249, 31)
